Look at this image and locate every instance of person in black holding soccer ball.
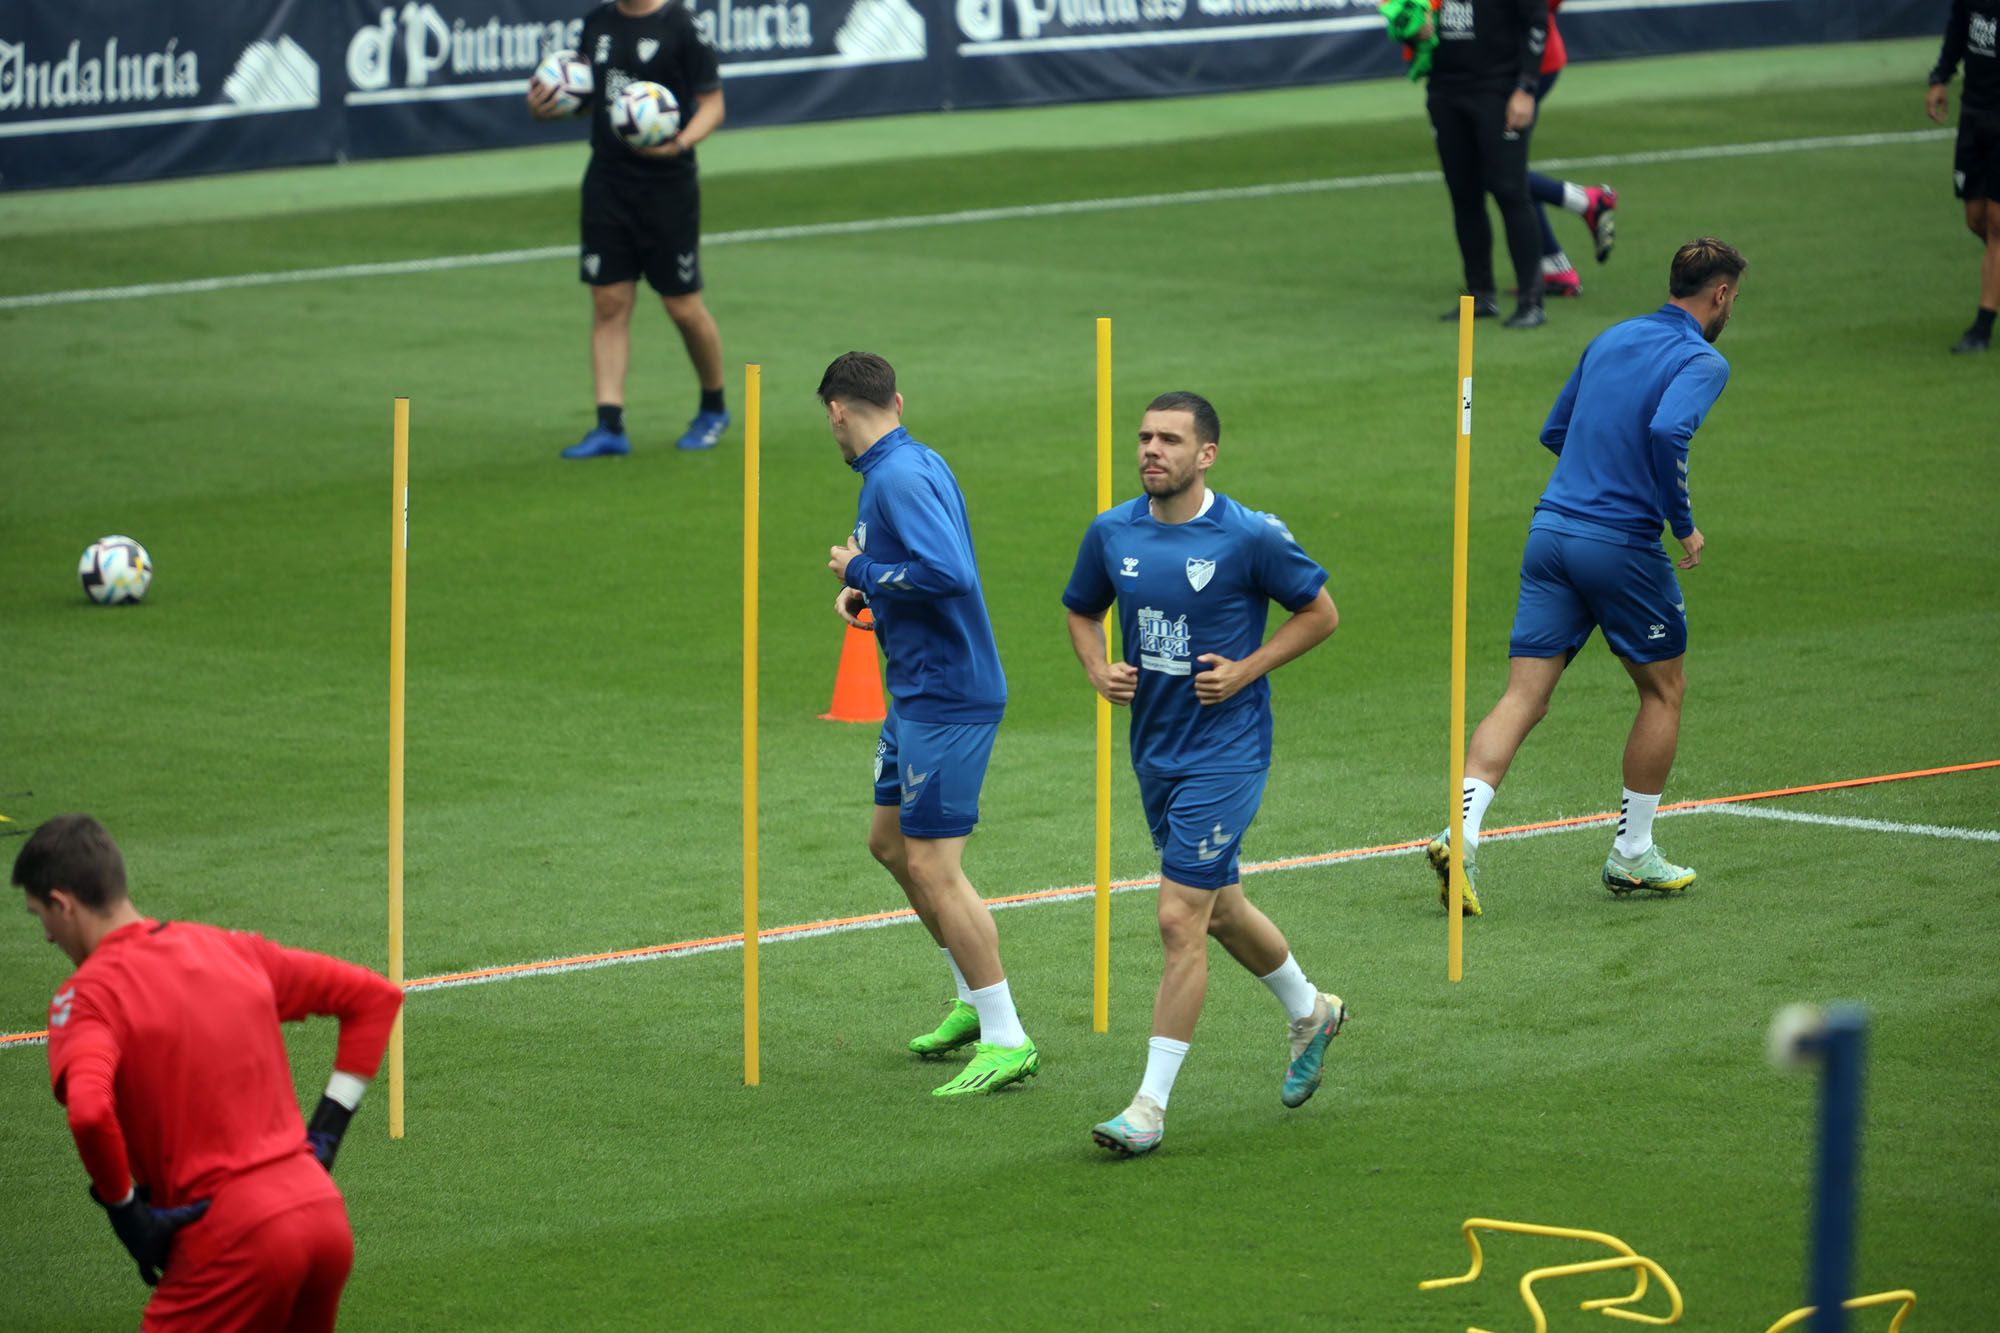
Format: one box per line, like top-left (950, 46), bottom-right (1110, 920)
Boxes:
top-left (1421, 0), bottom-right (1551, 330)
top-left (529, 1), bottom-right (730, 457)
top-left (1928, 0), bottom-right (1999, 354)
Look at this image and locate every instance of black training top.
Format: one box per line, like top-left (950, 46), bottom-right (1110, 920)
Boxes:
top-left (1932, 0), bottom-right (2000, 116)
top-left (581, 1), bottom-right (722, 180)
top-left (1427, 0), bottom-right (1549, 96)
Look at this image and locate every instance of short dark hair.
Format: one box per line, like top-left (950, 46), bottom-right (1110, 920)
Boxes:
top-left (1669, 238), bottom-right (1747, 299)
top-left (12, 814), bottom-right (128, 909)
top-left (1144, 391), bottom-right (1220, 445)
top-left (817, 352), bottom-right (897, 409)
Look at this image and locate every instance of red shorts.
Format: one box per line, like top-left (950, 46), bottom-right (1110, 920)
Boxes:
top-left (146, 1154), bottom-right (353, 1332)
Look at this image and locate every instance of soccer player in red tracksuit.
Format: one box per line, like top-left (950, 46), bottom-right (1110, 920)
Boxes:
top-left (15, 813), bottom-right (404, 1330)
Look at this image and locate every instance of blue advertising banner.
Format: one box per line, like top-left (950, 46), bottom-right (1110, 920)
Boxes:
top-left (0, 0), bottom-right (1950, 192)
top-left (0, 0), bottom-right (339, 190)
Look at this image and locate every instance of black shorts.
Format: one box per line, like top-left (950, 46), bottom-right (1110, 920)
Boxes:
top-left (1955, 108), bottom-right (2000, 202)
top-left (580, 165), bottom-right (703, 295)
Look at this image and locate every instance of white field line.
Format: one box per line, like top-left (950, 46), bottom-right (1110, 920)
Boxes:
top-left (0, 129), bottom-right (1946, 314)
top-left (4, 796), bottom-right (1991, 1048)
top-left (1705, 803), bottom-right (2000, 842)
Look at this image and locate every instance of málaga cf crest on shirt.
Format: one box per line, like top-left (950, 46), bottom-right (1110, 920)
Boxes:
top-left (1186, 558), bottom-right (1216, 591)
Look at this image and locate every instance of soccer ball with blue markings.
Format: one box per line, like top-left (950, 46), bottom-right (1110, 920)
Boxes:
top-left (529, 50), bottom-right (592, 116)
top-left (79, 536), bottom-right (152, 605)
top-left (611, 81), bottom-right (680, 149)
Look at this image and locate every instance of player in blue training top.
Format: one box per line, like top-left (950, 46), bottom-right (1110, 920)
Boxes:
top-left (819, 352), bottom-right (1038, 1099)
top-left (1063, 391), bottom-right (1344, 1157)
top-left (1428, 238), bottom-right (1745, 915)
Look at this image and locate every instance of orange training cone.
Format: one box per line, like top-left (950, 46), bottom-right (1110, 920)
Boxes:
top-left (819, 608), bottom-right (886, 723)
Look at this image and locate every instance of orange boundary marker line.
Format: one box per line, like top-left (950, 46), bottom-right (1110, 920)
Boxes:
top-left (3, 758), bottom-right (1994, 1050)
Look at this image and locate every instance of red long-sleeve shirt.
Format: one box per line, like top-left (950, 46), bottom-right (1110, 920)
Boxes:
top-left (46, 919), bottom-right (403, 1208)
top-left (1543, 0), bottom-right (1566, 76)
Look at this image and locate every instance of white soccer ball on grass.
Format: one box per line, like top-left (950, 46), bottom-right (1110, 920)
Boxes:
top-left (611, 81), bottom-right (681, 149)
top-left (79, 536), bottom-right (152, 605)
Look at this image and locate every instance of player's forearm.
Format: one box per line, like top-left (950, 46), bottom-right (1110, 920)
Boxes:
top-left (1516, 0), bottom-right (1549, 88)
top-left (65, 1065), bottom-right (134, 1201)
top-left (330, 971), bottom-right (405, 1077)
top-left (844, 554), bottom-right (972, 600)
top-left (1648, 430), bottom-right (1695, 538)
top-left (1933, 0), bottom-right (1968, 84)
top-left (679, 90), bottom-right (724, 149)
top-left (1066, 610), bottom-right (1112, 679)
top-left (1240, 592), bottom-right (1337, 682)
top-left (1540, 365), bottom-right (1581, 453)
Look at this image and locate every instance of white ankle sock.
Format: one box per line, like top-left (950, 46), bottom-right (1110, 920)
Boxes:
top-left (1615, 788), bottom-right (1661, 858)
top-left (1257, 953), bottom-right (1319, 1022)
top-left (1462, 778), bottom-right (1496, 851)
top-left (941, 947), bottom-right (973, 1005)
top-left (1138, 1036), bottom-right (1190, 1108)
top-left (1563, 182), bottom-right (1591, 214)
top-left (967, 979), bottom-right (1026, 1049)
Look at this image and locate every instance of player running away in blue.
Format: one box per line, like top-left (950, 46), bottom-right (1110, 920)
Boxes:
top-left (1429, 238), bottom-right (1745, 915)
top-left (820, 352), bottom-right (1039, 1098)
top-left (1063, 391), bottom-right (1345, 1156)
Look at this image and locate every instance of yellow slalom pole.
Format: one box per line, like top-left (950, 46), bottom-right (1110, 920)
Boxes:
top-left (1447, 298), bottom-right (1474, 982)
top-left (743, 364), bottom-right (762, 1087)
top-left (1093, 317), bottom-right (1113, 1034)
top-left (387, 397), bottom-right (409, 1137)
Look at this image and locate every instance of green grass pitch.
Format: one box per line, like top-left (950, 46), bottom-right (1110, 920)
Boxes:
top-left (2, 37), bottom-right (1996, 1330)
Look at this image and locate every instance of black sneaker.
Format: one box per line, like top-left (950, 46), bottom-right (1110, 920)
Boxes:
top-left (1951, 328), bottom-right (1991, 354)
top-left (1441, 294), bottom-right (1501, 321)
top-left (1503, 303), bottom-right (1546, 329)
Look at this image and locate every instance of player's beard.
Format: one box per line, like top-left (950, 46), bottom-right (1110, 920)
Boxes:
top-left (1141, 461), bottom-right (1196, 500)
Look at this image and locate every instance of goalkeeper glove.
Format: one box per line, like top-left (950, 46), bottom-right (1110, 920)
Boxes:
top-left (306, 1095), bottom-right (355, 1172)
top-left (91, 1185), bottom-right (209, 1287)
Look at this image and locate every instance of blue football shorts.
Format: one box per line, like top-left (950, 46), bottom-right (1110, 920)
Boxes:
top-left (872, 706), bottom-right (999, 840)
top-left (1138, 769), bottom-right (1269, 891)
top-left (1508, 525), bottom-right (1687, 663)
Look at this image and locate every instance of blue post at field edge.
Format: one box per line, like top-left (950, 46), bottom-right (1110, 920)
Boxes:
top-left (1805, 1003), bottom-right (1869, 1333)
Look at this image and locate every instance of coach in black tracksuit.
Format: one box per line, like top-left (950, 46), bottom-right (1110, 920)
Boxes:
top-left (1426, 0), bottom-right (1550, 329)
top-left (530, 0), bottom-right (730, 458)
top-left (1927, 0), bottom-right (1999, 353)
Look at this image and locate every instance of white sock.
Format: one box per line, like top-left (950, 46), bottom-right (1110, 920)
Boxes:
top-left (1138, 1036), bottom-right (1190, 1108)
top-left (967, 979), bottom-right (1026, 1049)
top-left (1562, 182), bottom-right (1591, 214)
top-left (941, 947), bottom-right (973, 1005)
top-left (324, 1071), bottom-right (369, 1111)
top-left (1462, 778), bottom-right (1497, 852)
top-left (1615, 788), bottom-right (1661, 858)
top-left (1257, 953), bottom-right (1319, 1022)
top-left (1541, 252), bottom-right (1576, 276)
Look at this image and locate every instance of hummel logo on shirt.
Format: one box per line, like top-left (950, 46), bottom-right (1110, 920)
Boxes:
top-left (50, 987), bottom-right (74, 1027)
top-left (1120, 557), bottom-right (1140, 578)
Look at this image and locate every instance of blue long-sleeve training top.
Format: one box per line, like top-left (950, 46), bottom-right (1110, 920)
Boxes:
top-left (1535, 303), bottom-right (1731, 549)
top-left (843, 427), bottom-right (1006, 724)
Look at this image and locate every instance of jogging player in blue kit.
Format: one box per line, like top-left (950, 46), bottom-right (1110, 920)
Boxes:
top-left (1064, 391), bottom-right (1344, 1156)
top-left (1429, 238), bottom-right (1745, 915)
top-left (821, 352), bottom-right (1038, 1099)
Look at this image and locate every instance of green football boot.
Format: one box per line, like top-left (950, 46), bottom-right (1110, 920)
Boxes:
top-left (1091, 1094), bottom-right (1165, 1156)
top-left (1281, 992), bottom-right (1348, 1109)
top-left (908, 999), bottom-right (981, 1058)
top-left (932, 1038), bottom-right (1039, 1098)
top-left (1427, 833), bottom-right (1482, 916)
top-left (1602, 844), bottom-right (1697, 895)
